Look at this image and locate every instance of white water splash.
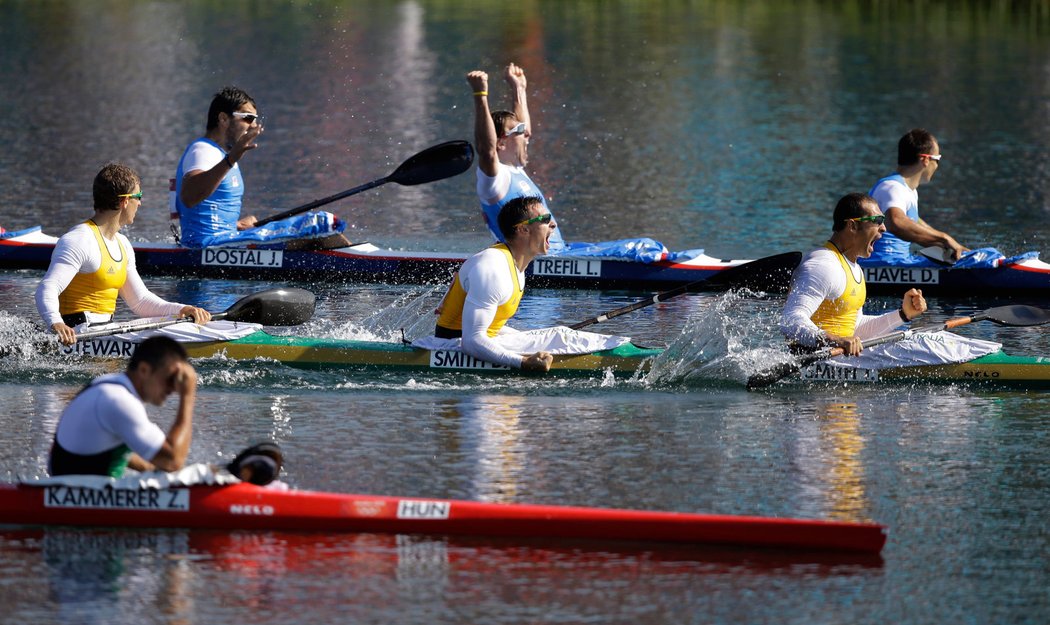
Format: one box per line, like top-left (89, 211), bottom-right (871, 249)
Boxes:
top-left (300, 286), bottom-right (444, 343)
top-left (643, 290), bottom-right (794, 387)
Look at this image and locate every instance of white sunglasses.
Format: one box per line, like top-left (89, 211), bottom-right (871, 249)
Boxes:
top-left (231, 111), bottom-right (261, 124)
top-left (504, 122), bottom-right (527, 137)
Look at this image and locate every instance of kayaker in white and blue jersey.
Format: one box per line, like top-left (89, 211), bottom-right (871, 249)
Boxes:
top-left (781, 193), bottom-right (927, 355)
top-left (467, 65), bottom-right (566, 253)
top-left (49, 336), bottom-right (198, 478)
top-left (175, 86), bottom-right (350, 250)
top-left (868, 128), bottom-right (969, 263)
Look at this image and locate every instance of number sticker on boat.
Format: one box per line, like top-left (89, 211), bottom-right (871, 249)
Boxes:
top-left (397, 500), bottom-right (450, 520)
top-left (202, 248), bottom-right (284, 268)
top-left (430, 350), bottom-right (511, 370)
top-left (863, 266), bottom-right (939, 284)
top-left (44, 486), bottom-right (190, 511)
top-left (801, 363), bottom-right (880, 382)
top-left (531, 257), bottom-right (602, 278)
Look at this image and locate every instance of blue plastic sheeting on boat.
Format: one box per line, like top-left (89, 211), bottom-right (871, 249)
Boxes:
top-left (551, 238), bottom-right (704, 263)
top-left (183, 211), bottom-right (345, 248)
top-left (859, 247), bottom-right (1038, 269)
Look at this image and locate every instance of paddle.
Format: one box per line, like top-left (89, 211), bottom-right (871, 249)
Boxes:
top-left (745, 304), bottom-right (1050, 390)
top-left (918, 246), bottom-right (954, 266)
top-left (72, 287), bottom-right (317, 341)
top-left (254, 140), bottom-right (475, 227)
top-left (569, 251), bottom-right (802, 330)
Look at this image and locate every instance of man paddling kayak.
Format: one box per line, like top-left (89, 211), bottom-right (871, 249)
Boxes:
top-left (423, 196), bottom-right (630, 372)
top-left (867, 128), bottom-right (970, 263)
top-left (433, 195), bottom-right (557, 371)
top-left (35, 164), bottom-right (212, 346)
top-left (49, 336), bottom-right (198, 477)
top-left (780, 192), bottom-right (927, 354)
top-left (779, 192), bottom-right (999, 368)
top-left (173, 86), bottom-right (351, 250)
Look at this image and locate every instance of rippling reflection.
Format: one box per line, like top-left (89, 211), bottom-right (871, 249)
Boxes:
top-left (813, 402), bottom-right (870, 522)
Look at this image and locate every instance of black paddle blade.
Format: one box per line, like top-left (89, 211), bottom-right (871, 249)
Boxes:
top-left (389, 140), bottom-right (474, 186)
top-left (222, 288), bottom-right (316, 326)
top-left (984, 305), bottom-right (1050, 327)
top-left (701, 251), bottom-right (802, 293)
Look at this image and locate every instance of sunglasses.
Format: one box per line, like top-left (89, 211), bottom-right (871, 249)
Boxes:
top-left (231, 111), bottom-right (261, 124)
top-left (919, 153), bottom-right (942, 161)
top-left (118, 192), bottom-right (143, 200)
top-left (504, 122), bottom-right (527, 137)
top-left (849, 214), bottom-right (886, 225)
top-left (515, 212), bottom-right (553, 227)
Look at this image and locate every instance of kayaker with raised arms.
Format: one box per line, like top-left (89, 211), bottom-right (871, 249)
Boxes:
top-left (48, 336), bottom-right (198, 477)
top-left (780, 192), bottom-right (927, 355)
top-left (866, 128), bottom-right (969, 263)
top-left (468, 64), bottom-right (566, 253)
top-left (35, 163), bottom-right (211, 346)
top-left (174, 86), bottom-right (351, 250)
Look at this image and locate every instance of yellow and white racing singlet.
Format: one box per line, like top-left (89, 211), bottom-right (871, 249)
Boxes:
top-left (58, 220), bottom-right (128, 316)
top-left (809, 241), bottom-right (865, 337)
top-left (436, 244), bottom-right (523, 337)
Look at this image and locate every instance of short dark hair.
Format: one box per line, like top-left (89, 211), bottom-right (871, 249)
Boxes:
top-left (498, 196), bottom-right (543, 240)
top-left (898, 128), bottom-right (937, 167)
top-left (490, 110), bottom-right (517, 138)
top-left (206, 86), bottom-right (256, 131)
top-left (92, 163), bottom-right (140, 211)
top-left (128, 336), bottom-right (188, 371)
top-left (832, 193), bottom-right (877, 231)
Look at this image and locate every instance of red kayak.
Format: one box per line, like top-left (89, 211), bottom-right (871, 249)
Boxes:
top-left (0, 481), bottom-right (886, 554)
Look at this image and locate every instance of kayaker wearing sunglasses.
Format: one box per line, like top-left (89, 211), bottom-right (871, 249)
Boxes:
top-left (467, 64), bottom-right (566, 253)
top-left (35, 164), bottom-right (212, 346)
top-left (867, 128), bottom-right (969, 263)
top-left (780, 193), bottom-right (927, 356)
top-left (422, 196), bottom-right (630, 372)
top-left (173, 86), bottom-right (350, 250)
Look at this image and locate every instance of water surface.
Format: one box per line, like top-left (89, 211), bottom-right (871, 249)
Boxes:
top-left (1, 2), bottom-right (1049, 624)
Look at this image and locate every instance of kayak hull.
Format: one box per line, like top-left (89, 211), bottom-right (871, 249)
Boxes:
top-left (67, 331), bottom-right (663, 376)
top-left (63, 331), bottom-right (1050, 385)
top-left (0, 482), bottom-right (886, 553)
top-left (5, 225), bottom-right (1048, 293)
top-left (796, 351), bottom-right (1050, 387)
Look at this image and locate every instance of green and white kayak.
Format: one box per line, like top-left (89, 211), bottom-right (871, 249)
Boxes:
top-left (64, 330), bottom-right (1050, 386)
top-left (66, 331), bottom-right (662, 376)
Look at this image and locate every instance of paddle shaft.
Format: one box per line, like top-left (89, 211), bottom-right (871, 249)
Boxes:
top-left (69, 287), bottom-right (316, 343)
top-left (570, 284), bottom-right (692, 330)
top-left (73, 311), bottom-right (232, 341)
top-left (569, 251), bottom-right (803, 330)
top-left (254, 140), bottom-right (474, 228)
top-left (801, 313), bottom-right (985, 365)
top-left (254, 178), bottom-right (386, 227)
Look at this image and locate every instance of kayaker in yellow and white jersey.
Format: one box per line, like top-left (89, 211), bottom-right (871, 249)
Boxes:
top-left (35, 163), bottom-right (211, 346)
top-left (433, 196), bottom-right (558, 371)
top-left (780, 192), bottom-right (927, 355)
